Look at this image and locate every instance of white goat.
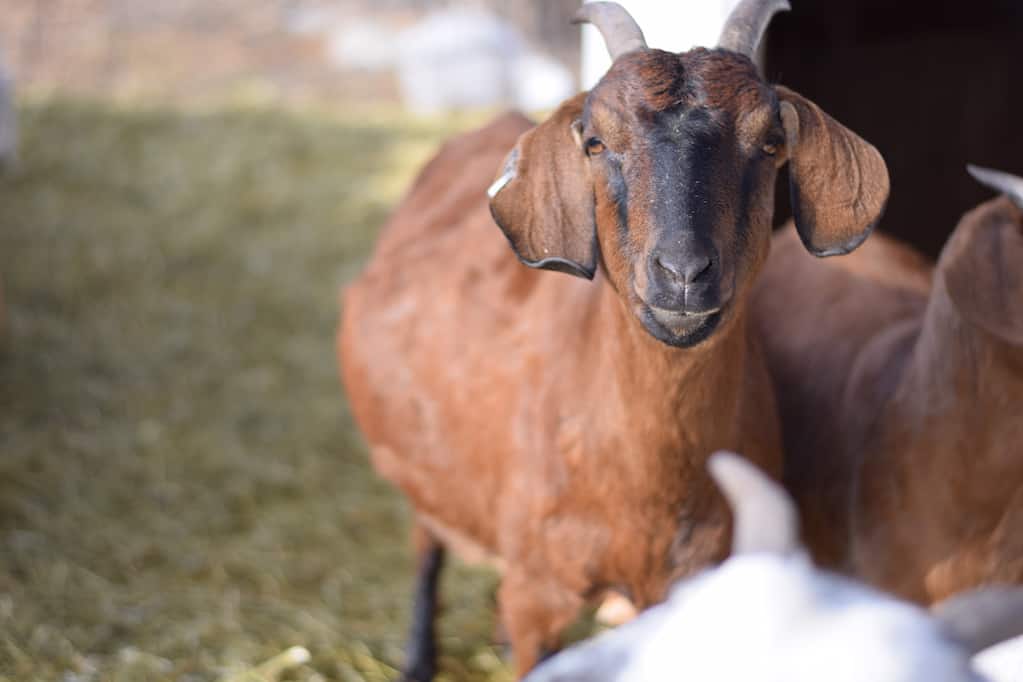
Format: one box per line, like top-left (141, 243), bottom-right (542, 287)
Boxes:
top-left (525, 452), bottom-right (1023, 682)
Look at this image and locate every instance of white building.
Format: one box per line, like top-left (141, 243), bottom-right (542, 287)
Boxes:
top-left (581, 0), bottom-right (745, 89)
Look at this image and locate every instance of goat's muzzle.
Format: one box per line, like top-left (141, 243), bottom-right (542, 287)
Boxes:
top-left (646, 250), bottom-right (724, 311)
top-left (639, 250), bottom-right (729, 347)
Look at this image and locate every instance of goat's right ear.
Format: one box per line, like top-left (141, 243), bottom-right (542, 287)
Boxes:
top-left (776, 86), bottom-right (889, 257)
top-left (708, 451), bottom-right (801, 556)
top-left (488, 93), bottom-right (597, 280)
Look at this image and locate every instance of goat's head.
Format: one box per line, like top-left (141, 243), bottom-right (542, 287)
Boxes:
top-left (940, 165), bottom-right (1023, 346)
top-left (490, 0), bottom-right (889, 348)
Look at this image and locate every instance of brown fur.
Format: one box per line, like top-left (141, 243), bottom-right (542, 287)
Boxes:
top-left (340, 43), bottom-right (887, 676)
top-left (755, 196), bottom-right (1023, 603)
top-left (340, 111), bottom-right (780, 673)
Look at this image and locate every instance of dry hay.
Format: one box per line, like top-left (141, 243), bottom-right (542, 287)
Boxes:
top-left (0, 97), bottom-right (511, 681)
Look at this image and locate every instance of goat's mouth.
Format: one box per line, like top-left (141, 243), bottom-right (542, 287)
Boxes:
top-left (640, 303), bottom-right (725, 348)
top-left (650, 304), bottom-right (721, 326)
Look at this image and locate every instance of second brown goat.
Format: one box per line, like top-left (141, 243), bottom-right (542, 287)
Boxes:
top-left (339, 0), bottom-right (889, 677)
top-left (755, 166), bottom-right (1023, 605)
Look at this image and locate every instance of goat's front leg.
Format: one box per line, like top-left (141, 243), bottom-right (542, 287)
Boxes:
top-left (498, 569), bottom-right (584, 676)
top-left (400, 523), bottom-right (446, 682)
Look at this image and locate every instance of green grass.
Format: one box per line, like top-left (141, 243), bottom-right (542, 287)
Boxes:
top-left (0, 98), bottom-right (512, 681)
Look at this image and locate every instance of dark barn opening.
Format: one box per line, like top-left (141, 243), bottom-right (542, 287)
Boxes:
top-left (766, 0), bottom-right (1023, 259)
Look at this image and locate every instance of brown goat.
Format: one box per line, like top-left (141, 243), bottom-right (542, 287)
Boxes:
top-left (339, 1), bottom-right (888, 677)
top-left (754, 166), bottom-right (1023, 605)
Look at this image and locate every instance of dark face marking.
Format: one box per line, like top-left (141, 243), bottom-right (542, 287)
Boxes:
top-left (604, 153), bottom-right (630, 257)
top-left (582, 48), bottom-right (782, 348)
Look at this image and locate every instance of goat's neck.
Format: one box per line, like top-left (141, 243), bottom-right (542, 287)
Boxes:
top-left (904, 277), bottom-right (1023, 426)
top-left (580, 280), bottom-right (755, 581)
top-left (594, 278), bottom-right (751, 444)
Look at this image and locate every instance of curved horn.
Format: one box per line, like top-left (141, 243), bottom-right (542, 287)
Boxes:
top-left (933, 587), bottom-right (1023, 655)
top-left (967, 164), bottom-right (1023, 211)
top-left (573, 2), bottom-right (647, 61)
top-left (708, 451), bottom-right (800, 556)
top-left (718, 0), bottom-right (790, 59)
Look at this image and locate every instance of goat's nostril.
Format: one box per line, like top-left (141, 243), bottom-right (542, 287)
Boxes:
top-left (655, 256), bottom-right (683, 281)
top-left (656, 255), bottom-right (712, 285)
top-left (682, 256), bottom-right (712, 284)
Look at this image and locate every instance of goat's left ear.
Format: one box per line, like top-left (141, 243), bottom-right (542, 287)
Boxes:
top-left (488, 93), bottom-right (597, 279)
top-left (776, 86), bottom-right (890, 257)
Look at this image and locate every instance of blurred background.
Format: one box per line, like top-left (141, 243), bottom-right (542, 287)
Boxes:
top-left (0, 1), bottom-right (1020, 680)
top-left (0, 0), bottom-right (580, 110)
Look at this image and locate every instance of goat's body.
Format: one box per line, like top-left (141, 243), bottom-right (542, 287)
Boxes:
top-left (340, 3), bottom-right (889, 671)
top-left (755, 215), bottom-right (1023, 603)
top-left (339, 113), bottom-right (782, 670)
top-left (754, 226), bottom-right (930, 569)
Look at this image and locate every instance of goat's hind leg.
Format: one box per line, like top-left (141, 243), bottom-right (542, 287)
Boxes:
top-left (400, 522), bottom-right (446, 682)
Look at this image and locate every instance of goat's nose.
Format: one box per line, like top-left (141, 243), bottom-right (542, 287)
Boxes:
top-left (656, 254), bottom-right (712, 285)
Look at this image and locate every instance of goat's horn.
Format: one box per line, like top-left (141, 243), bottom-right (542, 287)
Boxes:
top-left (708, 451), bottom-right (800, 556)
top-left (717, 0), bottom-right (790, 59)
top-left (573, 2), bottom-right (647, 61)
top-left (933, 587), bottom-right (1023, 655)
top-left (967, 164), bottom-right (1023, 211)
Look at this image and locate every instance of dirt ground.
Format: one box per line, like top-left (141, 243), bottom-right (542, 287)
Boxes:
top-left (0, 97), bottom-right (513, 681)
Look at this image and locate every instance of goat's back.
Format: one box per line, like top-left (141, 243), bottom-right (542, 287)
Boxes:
top-left (337, 111), bottom-right (596, 557)
top-left (371, 112), bottom-right (532, 262)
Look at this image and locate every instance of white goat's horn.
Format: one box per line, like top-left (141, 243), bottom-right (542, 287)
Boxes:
top-left (718, 0), bottom-right (790, 59)
top-left (933, 587), bottom-right (1023, 655)
top-left (708, 451), bottom-right (800, 556)
top-left (573, 2), bottom-right (647, 61)
top-left (967, 164), bottom-right (1023, 211)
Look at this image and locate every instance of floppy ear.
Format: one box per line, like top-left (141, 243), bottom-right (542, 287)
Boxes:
top-left (488, 93), bottom-right (597, 279)
top-left (776, 86), bottom-right (890, 257)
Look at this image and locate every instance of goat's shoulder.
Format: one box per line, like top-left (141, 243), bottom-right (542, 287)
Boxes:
top-left (755, 224), bottom-right (928, 377)
top-left (369, 111), bottom-right (535, 259)
top-left (348, 112), bottom-right (541, 297)
top-left (408, 111), bottom-right (534, 202)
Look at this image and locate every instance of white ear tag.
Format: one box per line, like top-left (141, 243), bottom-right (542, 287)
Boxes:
top-left (487, 169), bottom-right (515, 199)
top-left (487, 148), bottom-right (520, 199)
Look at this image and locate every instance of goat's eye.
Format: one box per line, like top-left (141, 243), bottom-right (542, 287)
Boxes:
top-left (585, 138), bottom-right (606, 156)
top-left (762, 142), bottom-right (779, 156)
